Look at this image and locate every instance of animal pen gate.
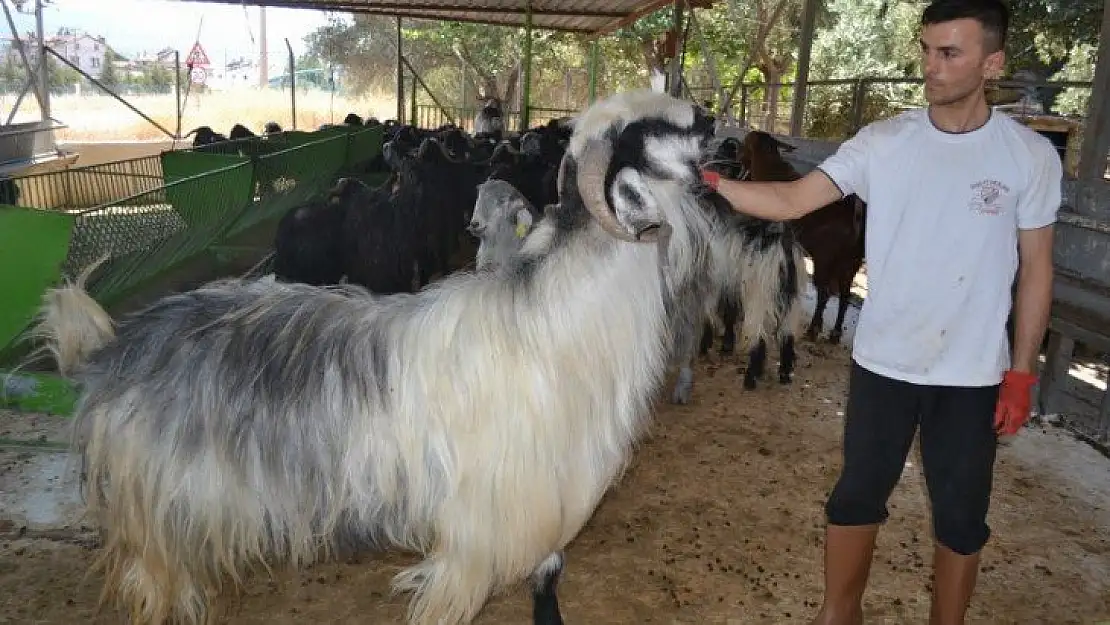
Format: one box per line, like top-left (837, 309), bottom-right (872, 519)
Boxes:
top-left (0, 124), bottom-right (387, 366)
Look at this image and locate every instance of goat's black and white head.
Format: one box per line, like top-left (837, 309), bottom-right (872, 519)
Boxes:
top-left (558, 89), bottom-right (715, 244)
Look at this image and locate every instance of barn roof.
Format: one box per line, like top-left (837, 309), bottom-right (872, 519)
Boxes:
top-left (171, 0), bottom-right (678, 34)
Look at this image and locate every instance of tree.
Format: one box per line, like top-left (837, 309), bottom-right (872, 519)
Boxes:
top-left (46, 55), bottom-right (80, 91)
top-left (98, 49), bottom-right (119, 89)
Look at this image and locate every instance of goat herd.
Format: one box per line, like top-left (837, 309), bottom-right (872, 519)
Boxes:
top-left (33, 90), bottom-right (866, 625)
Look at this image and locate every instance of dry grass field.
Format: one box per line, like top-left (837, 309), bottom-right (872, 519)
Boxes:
top-left (3, 87), bottom-right (399, 141)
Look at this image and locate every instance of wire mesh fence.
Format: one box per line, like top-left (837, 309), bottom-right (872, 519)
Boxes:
top-left (67, 159), bottom-right (256, 304)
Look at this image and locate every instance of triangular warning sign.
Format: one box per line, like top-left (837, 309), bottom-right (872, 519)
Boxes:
top-left (185, 41), bottom-right (210, 67)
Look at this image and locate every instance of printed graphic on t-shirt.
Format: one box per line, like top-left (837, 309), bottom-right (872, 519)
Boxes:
top-left (967, 179), bottom-right (1011, 216)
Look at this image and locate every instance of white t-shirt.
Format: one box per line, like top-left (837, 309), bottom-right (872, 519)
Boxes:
top-left (816, 107), bottom-right (1063, 387)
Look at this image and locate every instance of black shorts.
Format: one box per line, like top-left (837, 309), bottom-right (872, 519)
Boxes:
top-left (824, 360), bottom-right (1001, 555)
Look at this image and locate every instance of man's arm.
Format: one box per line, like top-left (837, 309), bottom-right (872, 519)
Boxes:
top-left (1010, 225), bottom-right (1054, 373)
top-left (1009, 138), bottom-right (1063, 373)
top-left (707, 124), bottom-right (874, 221)
top-left (711, 169), bottom-right (846, 221)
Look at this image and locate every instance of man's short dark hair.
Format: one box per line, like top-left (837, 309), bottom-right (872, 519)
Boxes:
top-left (921, 0), bottom-right (1009, 53)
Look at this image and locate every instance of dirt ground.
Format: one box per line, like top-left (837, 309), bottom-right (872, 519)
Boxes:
top-left (1, 339), bottom-right (1109, 625)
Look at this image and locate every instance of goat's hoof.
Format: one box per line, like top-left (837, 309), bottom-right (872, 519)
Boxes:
top-left (827, 331), bottom-right (842, 345)
top-left (742, 376), bottom-right (757, 390)
top-left (778, 372), bottom-right (793, 385)
top-left (671, 384), bottom-right (693, 405)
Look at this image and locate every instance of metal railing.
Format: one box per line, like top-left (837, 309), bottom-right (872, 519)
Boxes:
top-left (413, 104), bottom-right (578, 133)
top-left (729, 77), bottom-right (1093, 138)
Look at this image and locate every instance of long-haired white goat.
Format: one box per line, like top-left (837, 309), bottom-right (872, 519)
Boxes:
top-left (32, 90), bottom-right (722, 625)
top-left (466, 176), bottom-right (806, 406)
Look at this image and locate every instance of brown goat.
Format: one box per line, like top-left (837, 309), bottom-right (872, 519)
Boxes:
top-left (743, 130), bottom-right (866, 345)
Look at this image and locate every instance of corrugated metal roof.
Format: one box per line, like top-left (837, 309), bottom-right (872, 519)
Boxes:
top-left (173, 0), bottom-right (676, 33)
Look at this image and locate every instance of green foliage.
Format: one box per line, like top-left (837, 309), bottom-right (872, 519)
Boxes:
top-left (802, 0), bottom-right (923, 137)
top-left (98, 49), bottom-right (119, 88)
top-left (1049, 42), bottom-right (1096, 117)
top-left (296, 0), bottom-right (1100, 132)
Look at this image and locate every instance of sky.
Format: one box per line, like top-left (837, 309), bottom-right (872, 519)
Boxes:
top-left (7, 0), bottom-right (348, 63)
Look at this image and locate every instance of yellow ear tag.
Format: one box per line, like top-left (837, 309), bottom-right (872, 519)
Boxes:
top-left (515, 221), bottom-right (528, 238)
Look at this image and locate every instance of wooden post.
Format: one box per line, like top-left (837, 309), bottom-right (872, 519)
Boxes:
top-left (790, 0), bottom-right (821, 136)
top-left (1077, 0), bottom-right (1110, 185)
top-left (521, 0), bottom-right (533, 130)
top-left (396, 17), bottom-right (404, 123)
top-left (587, 40), bottom-right (599, 103)
top-left (667, 0), bottom-right (685, 97)
top-left (35, 0), bottom-right (49, 121)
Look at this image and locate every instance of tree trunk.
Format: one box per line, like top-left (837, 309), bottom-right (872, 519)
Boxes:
top-left (764, 68), bottom-right (782, 131)
top-left (502, 61), bottom-right (522, 108)
top-left (639, 37), bottom-right (667, 79)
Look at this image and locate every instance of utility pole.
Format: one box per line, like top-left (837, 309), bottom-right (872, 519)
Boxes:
top-left (259, 6), bottom-right (268, 88)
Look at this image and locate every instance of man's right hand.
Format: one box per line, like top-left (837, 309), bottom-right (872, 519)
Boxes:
top-left (700, 169), bottom-right (721, 191)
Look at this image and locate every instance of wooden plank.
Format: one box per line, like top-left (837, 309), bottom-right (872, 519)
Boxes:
top-left (1039, 330), bottom-right (1076, 416)
top-left (1050, 317), bottom-right (1110, 353)
top-left (1099, 367), bottom-right (1110, 440)
top-left (1099, 361), bottom-right (1110, 440)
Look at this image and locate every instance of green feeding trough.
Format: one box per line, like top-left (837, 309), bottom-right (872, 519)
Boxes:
top-left (0, 205), bottom-right (76, 362)
top-left (1, 370), bottom-right (77, 416)
top-left (0, 124), bottom-right (387, 371)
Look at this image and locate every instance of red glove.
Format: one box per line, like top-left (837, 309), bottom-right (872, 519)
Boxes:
top-left (994, 369), bottom-right (1037, 436)
top-left (700, 169), bottom-right (721, 191)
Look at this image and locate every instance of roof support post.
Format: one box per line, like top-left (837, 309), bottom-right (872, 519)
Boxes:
top-left (1077, 0), bottom-right (1110, 183)
top-left (667, 0), bottom-right (685, 97)
top-left (35, 0), bottom-right (49, 121)
top-left (587, 39), bottom-right (599, 103)
top-left (521, 0), bottom-right (534, 130)
top-left (396, 16), bottom-right (404, 123)
top-left (789, 0), bottom-right (820, 136)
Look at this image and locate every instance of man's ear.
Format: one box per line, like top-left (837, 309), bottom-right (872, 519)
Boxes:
top-left (984, 50), bottom-right (1005, 80)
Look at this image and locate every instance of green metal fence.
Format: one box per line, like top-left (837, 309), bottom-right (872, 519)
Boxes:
top-left (0, 123), bottom-right (386, 359)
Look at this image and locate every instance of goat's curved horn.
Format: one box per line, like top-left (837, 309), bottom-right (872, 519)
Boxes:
top-left (575, 138), bottom-right (640, 243)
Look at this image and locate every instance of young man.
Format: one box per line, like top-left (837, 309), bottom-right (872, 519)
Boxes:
top-left (700, 1), bottom-right (1060, 623)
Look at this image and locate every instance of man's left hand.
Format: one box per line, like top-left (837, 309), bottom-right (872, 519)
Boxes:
top-left (994, 369), bottom-right (1038, 436)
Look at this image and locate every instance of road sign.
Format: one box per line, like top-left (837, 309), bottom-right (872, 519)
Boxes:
top-left (189, 67), bottom-right (207, 84)
top-left (186, 41), bottom-right (210, 67)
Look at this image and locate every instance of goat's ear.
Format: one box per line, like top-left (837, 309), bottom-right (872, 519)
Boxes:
top-left (773, 137), bottom-right (797, 152)
top-left (513, 207), bottom-right (534, 238)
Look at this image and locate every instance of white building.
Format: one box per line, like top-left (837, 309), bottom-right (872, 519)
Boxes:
top-left (2, 28), bottom-right (112, 79)
top-left (50, 29), bottom-right (109, 79)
